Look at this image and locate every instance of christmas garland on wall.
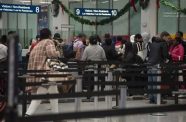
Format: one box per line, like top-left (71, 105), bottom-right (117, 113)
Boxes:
top-left (51, 0), bottom-right (186, 26)
top-left (160, 0), bottom-right (186, 14)
top-left (52, 0), bottom-right (140, 25)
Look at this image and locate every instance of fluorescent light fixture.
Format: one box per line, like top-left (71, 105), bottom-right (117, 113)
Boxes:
top-left (21, 0), bottom-right (31, 3)
top-left (40, 1), bottom-right (51, 4)
top-left (101, 1), bottom-right (109, 4)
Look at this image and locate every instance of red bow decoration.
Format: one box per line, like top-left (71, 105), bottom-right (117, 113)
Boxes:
top-left (130, 0), bottom-right (137, 12)
top-left (157, 0), bottom-right (160, 8)
top-left (60, 3), bottom-right (64, 14)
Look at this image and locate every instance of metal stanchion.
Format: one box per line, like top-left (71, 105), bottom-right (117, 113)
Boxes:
top-left (119, 85), bottom-right (127, 108)
top-left (152, 68), bottom-right (166, 116)
top-left (113, 68), bottom-right (123, 109)
top-left (118, 85), bottom-right (127, 122)
top-left (75, 71), bottom-right (82, 122)
top-left (94, 64), bottom-right (99, 122)
top-left (157, 70), bottom-right (161, 105)
top-left (5, 37), bottom-right (18, 122)
top-left (115, 71), bottom-right (120, 107)
top-left (22, 80), bottom-right (27, 117)
top-left (105, 69), bottom-right (113, 122)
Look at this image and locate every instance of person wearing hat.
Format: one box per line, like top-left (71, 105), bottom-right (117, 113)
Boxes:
top-left (53, 33), bottom-right (64, 57)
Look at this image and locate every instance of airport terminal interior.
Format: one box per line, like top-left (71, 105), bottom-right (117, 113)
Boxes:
top-left (0, 0), bottom-right (186, 122)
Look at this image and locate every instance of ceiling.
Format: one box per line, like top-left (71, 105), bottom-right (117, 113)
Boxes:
top-left (0, 0), bottom-right (120, 5)
top-left (0, 0), bottom-right (84, 5)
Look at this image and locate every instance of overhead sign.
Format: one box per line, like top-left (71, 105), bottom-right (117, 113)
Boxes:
top-left (75, 8), bottom-right (118, 17)
top-left (38, 5), bottom-right (49, 33)
top-left (0, 4), bottom-right (40, 14)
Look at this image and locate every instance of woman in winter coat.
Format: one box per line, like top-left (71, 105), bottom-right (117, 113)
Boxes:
top-left (169, 38), bottom-right (184, 62)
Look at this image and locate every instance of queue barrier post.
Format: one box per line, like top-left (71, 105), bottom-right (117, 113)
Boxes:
top-left (118, 85), bottom-right (127, 122)
top-left (22, 79), bottom-right (27, 117)
top-left (105, 68), bottom-right (113, 122)
top-left (94, 64), bottom-right (99, 122)
top-left (157, 70), bottom-right (161, 105)
top-left (6, 36), bottom-right (18, 122)
top-left (75, 70), bottom-right (82, 122)
top-left (119, 85), bottom-right (127, 109)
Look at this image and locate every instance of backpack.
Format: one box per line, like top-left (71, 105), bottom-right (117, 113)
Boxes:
top-left (62, 44), bottom-right (75, 59)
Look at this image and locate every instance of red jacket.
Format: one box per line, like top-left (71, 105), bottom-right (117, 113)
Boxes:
top-left (30, 42), bottom-right (38, 52)
top-left (169, 44), bottom-right (184, 62)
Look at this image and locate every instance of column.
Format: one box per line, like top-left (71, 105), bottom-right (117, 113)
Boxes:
top-left (141, 0), bottom-right (158, 36)
top-left (50, 0), bottom-right (69, 36)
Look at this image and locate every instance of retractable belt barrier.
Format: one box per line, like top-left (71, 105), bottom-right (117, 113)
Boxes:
top-left (1, 61), bottom-right (186, 122)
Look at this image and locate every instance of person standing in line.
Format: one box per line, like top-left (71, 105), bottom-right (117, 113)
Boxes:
top-left (53, 33), bottom-right (65, 57)
top-left (142, 32), bottom-right (151, 61)
top-left (8, 31), bottom-right (23, 63)
top-left (169, 37), bottom-right (185, 90)
top-left (30, 35), bottom-right (40, 52)
top-left (175, 31), bottom-right (186, 61)
top-left (115, 36), bottom-right (125, 55)
top-left (0, 35), bottom-right (8, 122)
top-left (26, 28), bottom-right (60, 118)
top-left (102, 38), bottom-right (121, 61)
top-left (82, 35), bottom-right (107, 91)
top-left (73, 33), bottom-right (87, 60)
top-left (169, 38), bottom-right (184, 62)
top-left (147, 36), bottom-right (169, 104)
top-left (160, 31), bottom-right (171, 61)
top-left (82, 35), bottom-right (107, 61)
top-left (0, 35), bottom-right (8, 63)
top-left (133, 34), bottom-right (144, 60)
top-left (102, 33), bottom-right (111, 46)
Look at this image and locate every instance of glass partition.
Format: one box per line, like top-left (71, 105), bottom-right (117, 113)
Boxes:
top-left (0, 0), bottom-right (39, 49)
top-left (97, 0), bottom-right (112, 37)
top-left (130, 2), bottom-right (141, 35)
top-left (113, 0), bottom-right (128, 36)
top-left (158, 0), bottom-right (178, 34)
top-left (179, 0), bottom-right (186, 34)
top-left (82, 0), bottom-right (96, 36)
top-left (69, 1), bottom-right (83, 36)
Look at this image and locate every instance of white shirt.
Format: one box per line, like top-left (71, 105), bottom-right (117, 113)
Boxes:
top-left (82, 45), bottom-right (107, 61)
top-left (0, 44), bottom-right (8, 60)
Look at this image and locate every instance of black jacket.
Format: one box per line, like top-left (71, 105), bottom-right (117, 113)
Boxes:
top-left (102, 45), bottom-right (121, 61)
top-left (148, 40), bottom-right (169, 65)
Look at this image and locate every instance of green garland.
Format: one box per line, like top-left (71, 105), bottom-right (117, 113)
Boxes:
top-left (160, 0), bottom-right (186, 14)
top-left (51, 0), bottom-right (186, 26)
top-left (52, 0), bottom-right (139, 25)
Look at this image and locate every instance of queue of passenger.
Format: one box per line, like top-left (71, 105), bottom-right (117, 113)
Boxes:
top-left (1, 28), bottom-right (186, 117)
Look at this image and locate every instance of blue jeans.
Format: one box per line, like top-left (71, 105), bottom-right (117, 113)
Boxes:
top-left (148, 65), bottom-right (160, 103)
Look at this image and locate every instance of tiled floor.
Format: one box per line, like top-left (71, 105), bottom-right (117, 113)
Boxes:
top-left (18, 99), bottom-right (186, 122)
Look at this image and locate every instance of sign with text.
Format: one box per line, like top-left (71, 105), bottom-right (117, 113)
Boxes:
top-left (75, 8), bottom-right (118, 17)
top-left (0, 4), bottom-right (40, 14)
top-left (38, 5), bottom-right (49, 33)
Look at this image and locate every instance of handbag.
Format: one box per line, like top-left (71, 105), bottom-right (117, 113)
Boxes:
top-left (46, 59), bottom-right (74, 93)
top-left (45, 59), bottom-right (69, 82)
